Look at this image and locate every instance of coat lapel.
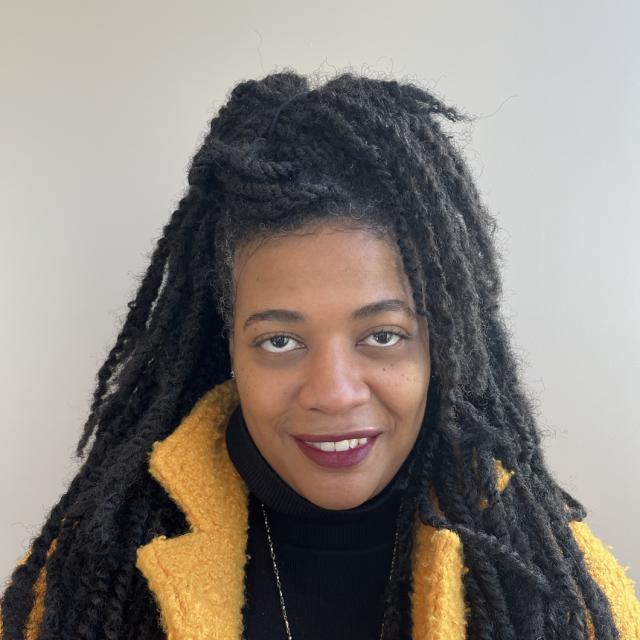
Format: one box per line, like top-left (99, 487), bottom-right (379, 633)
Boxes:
top-left (136, 379), bottom-right (249, 640)
top-left (410, 521), bottom-right (468, 639)
top-left (136, 378), bottom-right (514, 640)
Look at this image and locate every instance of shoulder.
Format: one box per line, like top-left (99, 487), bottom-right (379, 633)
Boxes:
top-left (569, 519), bottom-right (640, 638)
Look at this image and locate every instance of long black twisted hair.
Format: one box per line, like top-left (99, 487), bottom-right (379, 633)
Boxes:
top-left (1, 69), bottom-right (620, 639)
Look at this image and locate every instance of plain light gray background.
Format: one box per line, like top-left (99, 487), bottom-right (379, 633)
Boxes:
top-left (1, 1), bottom-right (638, 594)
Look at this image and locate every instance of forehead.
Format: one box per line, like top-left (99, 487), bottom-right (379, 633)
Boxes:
top-left (232, 225), bottom-right (413, 313)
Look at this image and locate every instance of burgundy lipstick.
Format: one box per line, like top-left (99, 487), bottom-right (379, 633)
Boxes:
top-left (293, 429), bottom-right (381, 469)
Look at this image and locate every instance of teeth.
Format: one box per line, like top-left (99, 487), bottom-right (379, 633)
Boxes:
top-left (305, 437), bottom-right (369, 451)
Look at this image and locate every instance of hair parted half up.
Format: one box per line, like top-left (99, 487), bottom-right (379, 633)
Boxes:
top-left (1, 69), bottom-right (620, 639)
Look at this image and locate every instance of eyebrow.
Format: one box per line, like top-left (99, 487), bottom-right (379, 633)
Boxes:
top-left (243, 298), bottom-right (416, 331)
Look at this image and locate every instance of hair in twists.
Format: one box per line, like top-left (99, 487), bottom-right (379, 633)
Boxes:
top-left (1, 69), bottom-right (619, 639)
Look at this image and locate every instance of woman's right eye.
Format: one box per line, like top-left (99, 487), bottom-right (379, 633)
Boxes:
top-left (256, 334), bottom-right (301, 353)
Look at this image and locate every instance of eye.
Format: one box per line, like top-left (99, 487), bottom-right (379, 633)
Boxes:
top-left (361, 330), bottom-right (407, 348)
top-left (256, 334), bottom-right (302, 354)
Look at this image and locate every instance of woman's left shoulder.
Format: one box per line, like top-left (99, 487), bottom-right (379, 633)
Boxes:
top-left (568, 518), bottom-right (640, 638)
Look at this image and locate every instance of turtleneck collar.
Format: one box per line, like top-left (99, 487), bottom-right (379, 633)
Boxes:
top-left (225, 403), bottom-right (415, 550)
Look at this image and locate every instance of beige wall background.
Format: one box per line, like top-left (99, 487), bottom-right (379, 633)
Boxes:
top-left (1, 1), bottom-right (638, 592)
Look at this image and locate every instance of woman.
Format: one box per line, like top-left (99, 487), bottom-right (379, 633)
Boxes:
top-left (1, 71), bottom-right (638, 640)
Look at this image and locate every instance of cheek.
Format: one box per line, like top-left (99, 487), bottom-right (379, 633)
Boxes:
top-left (237, 383), bottom-right (291, 444)
top-left (379, 362), bottom-right (429, 409)
top-left (239, 376), bottom-right (278, 416)
top-left (384, 376), bottom-right (429, 441)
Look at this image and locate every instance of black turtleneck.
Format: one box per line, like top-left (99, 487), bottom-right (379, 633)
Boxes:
top-left (225, 404), bottom-right (413, 640)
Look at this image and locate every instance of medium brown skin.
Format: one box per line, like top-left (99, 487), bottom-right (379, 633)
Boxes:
top-left (228, 222), bottom-right (431, 509)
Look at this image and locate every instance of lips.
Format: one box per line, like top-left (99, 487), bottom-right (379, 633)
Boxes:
top-left (293, 431), bottom-right (381, 469)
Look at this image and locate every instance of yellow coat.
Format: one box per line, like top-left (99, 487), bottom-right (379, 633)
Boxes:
top-left (4, 378), bottom-right (640, 639)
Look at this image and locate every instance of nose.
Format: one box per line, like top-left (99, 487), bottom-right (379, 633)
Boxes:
top-left (297, 340), bottom-right (371, 414)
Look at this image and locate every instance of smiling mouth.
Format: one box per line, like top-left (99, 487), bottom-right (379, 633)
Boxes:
top-left (293, 434), bottom-right (381, 468)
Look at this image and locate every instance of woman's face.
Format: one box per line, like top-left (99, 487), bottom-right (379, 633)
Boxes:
top-left (228, 222), bottom-right (431, 510)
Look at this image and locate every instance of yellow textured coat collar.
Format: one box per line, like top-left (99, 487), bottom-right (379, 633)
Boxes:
top-left (135, 379), bottom-right (512, 640)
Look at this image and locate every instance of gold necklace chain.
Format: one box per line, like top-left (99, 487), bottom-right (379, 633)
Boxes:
top-left (259, 501), bottom-right (400, 640)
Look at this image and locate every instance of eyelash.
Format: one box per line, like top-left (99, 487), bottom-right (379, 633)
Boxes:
top-left (253, 328), bottom-right (410, 354)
